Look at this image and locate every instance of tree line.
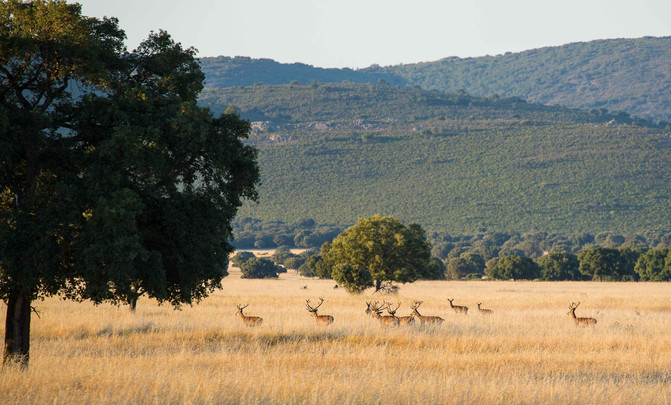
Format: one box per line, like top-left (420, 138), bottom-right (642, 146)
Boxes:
top-left (232, 216), bottom-right (671, 293)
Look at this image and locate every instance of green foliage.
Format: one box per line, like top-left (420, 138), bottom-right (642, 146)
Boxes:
top-left (538, 252), bottom-right (583, 281)
top-left (577, 247), bottom-right (641, 281)
top-left (420, 257), bottom-right (446, 280)
top-left (323, 215), bottom-right (431, 292)
top-left (0, 1), bottom-right (259, 364)
top-left (635, 248), bottom-right (671, 281)
top-left (297, 253), bottom-right (331, 278)
top-left (486, 255), bottom-right (540, 280)
top-left (445, 252), bottom-right (485, 280)
top-left (330, 263), bottom-right (373, 294)
top-left (199, 83), bottom-right (671, 236)
top-left (231, 251), bottom-right (256, 268)
top-left (240, 257), bottom-right (280, 279)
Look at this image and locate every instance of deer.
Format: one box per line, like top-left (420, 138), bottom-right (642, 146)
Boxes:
top-left (305, 297), bottom-right (334, 325)
top-left (447, 298), bottom-right (469, 314)
top-left (236, 304), bottom-right (263, 326)
top-left (385, 301), bottom-right (415, 326)
top-left (568, 302), bottom-right (597, 327)
top-left (410, 301), bottom-right (444, 325)
top-left (366, 301), bottom-right (400, 326)
top-left (476, 302), bottom-right (493, 315)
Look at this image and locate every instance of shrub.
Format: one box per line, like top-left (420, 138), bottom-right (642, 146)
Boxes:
top-left (240, 257), bottom-right (281, 279)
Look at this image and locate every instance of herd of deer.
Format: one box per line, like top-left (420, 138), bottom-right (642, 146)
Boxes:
top-left (236, 300), bottom-right (597, 327)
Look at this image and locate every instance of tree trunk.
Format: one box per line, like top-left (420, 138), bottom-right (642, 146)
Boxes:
top-left (129, 295), bottom-right (138, 312)
top-left (3, 292), bottom-right (32, 367)
top-left (375, 279), bottom-right (382, 292)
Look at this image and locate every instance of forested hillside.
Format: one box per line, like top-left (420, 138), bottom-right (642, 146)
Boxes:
top-left (200, 37), bottom-right (671, 123)
top-left (198, 83), bottom-right (671, 235)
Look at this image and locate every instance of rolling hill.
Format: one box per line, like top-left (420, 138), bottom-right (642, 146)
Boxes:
top-left (198, 83), bottom-right (671, 234)
top-left (200, 37), bottom-right (671, 124)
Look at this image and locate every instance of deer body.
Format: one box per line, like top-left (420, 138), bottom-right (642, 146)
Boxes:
top-left (236, 304), bottom-right (263, 326)
top-left (385, 302), bottom-right (415, 326)
top-left (448, 298), bottom-right (469, 314)
top-left (568, 302), bottom-right (597, 327)
top-left (410, 301), bottom-right (444, 325)
top-left (477, 303), bottom-right (493, 315)
top-left (366, 301), bottom-right (400, 326)
top-left (306, 298), bottom-right (334, 325)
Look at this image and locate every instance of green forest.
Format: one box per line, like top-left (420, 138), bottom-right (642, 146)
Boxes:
top-left (198, 82), bottom-right (671, 237)
top-left (200, 37), bottom-right (671, 123)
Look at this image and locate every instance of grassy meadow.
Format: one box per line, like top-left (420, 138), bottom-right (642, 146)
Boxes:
top-left (2, 264), bottom-right (671, 404)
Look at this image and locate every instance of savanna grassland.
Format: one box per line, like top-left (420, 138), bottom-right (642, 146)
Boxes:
top-left (2, 267), bottom-right (671, 404)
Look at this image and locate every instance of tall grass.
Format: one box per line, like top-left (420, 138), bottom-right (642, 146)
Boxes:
top-left (2, 271), bottom-right (671, 404)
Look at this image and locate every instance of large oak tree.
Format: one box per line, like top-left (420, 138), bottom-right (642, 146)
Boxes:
top-left (0, 0), bottom-right (259, 366)
top-left (323, 215), bottom-right (431, 293)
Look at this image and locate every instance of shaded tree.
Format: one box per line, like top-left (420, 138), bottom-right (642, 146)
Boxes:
top-left (240, 257), bottom-right (280, 279)
top-left (231, 251), bottom-right (256, 268)
top-left (0, 1), bottom-right (259, 366)
top-left (486, 255), bottom-right (540, 280)
top-left (635, 248), bottom-right (671, 281)
top-left (538, 252), bottom-right (582, 281)
top-left (330, 263), bottom-right (373, 294)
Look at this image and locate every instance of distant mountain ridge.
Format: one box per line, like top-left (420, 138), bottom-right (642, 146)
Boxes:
top-left (200, 37), bottom-right (671, 123)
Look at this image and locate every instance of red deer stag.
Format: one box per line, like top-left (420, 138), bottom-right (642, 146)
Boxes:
top-left (236, 304), bottom-right (263, 326)
top-left (385, 302), bottom-right (415, 326)
top-left (366, 301), bottom-right (400, 326)
top-left (567, 302), bottom-right (597, 327)
top-left (410, 301), bottom-right (444, 325)
top-left (476, 302), bottom-right (493, 315)
top-left (305, 297), bottom-right (334, 325)
top-left (448, 298), bottom-right (469, 314)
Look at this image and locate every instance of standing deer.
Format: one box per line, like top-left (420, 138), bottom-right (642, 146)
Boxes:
top-left (385, 302), bottom-right (415, 326)
top-left (568, 302), bottom-right (597, 327)
top-left (236, 304), bottom-right (263, 326)
top-left (476, 302), bottom-right (493, 315)
top-left (410, 301), bottom-right (444, 325)
top-left (448, 298), bottom-right (469, 314)
top-left (305, 297), bottom-right (334, 325)
top-left (366, 301), bottom-right (400, 326)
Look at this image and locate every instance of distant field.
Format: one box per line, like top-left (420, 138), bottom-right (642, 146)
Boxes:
top-left (2, 274), bottom-right (670, 404)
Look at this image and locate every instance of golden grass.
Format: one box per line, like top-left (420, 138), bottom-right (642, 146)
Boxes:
top-left (2, 269), bottom-right (671, 404)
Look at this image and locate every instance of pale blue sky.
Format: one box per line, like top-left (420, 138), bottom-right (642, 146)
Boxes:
top-left (79, 0), bottom-right (671, 68)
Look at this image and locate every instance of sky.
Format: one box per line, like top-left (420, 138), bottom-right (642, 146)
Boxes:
top-left (78, 0), bottom-right (671, 69)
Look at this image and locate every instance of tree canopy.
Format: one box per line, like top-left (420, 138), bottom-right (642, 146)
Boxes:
top-left (322, 215), bottom-right (431, 292)
top-left (0, 0), bottom-right (258, 366)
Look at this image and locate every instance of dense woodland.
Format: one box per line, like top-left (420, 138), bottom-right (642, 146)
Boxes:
top-left (200, 37), bottom-right (671, 123)
top-left (199, 83), bottom-right (671, 236)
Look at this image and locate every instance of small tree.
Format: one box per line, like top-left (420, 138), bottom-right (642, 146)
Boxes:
top-left (240, 258), bottom-right (280, 279)
top-left (486, 255), bottom-right (540, 280)
top-left (538, 252), bottom-right (583, 281)
top-left (322, 215), bottom-right (431, 292)
top-left (419, 257), bottom-right (446, 280)
top-left (231, 252), bottom-right (256, 268)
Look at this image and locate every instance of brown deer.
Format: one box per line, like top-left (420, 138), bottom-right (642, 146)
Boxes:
top-left (236, 304), bottom-right (263, 326)
top-left (448, 298), bottom-right (469, 314)
top-left (410, 301), bottom-right (444, 325)
top-left (366, 301), bottom-right (399, 326)
top-left (476, 302), bottom-right (493, 315)
top-left (385, 302), bottom-right (415, 326)
top-left (305, 297), bottom-right (334, 325)
top-left (568, 302), bottom-right (597, 327)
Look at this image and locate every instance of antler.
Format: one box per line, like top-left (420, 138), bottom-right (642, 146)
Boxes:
top-left (386, 302), bottom-right (401, 315)
top-left (237, 304), bottom-right (249, 310)
top-left (569, 302), bottom-right (580, 310)
top-left (306, 298), bottom-right (325, 312)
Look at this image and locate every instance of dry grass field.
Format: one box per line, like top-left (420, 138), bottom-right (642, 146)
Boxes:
top-left (2, 266), bottom-right (671, 404)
